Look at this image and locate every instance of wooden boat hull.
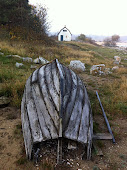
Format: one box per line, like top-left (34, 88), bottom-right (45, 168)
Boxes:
top-left (21, 59), bottom-right (93, 159)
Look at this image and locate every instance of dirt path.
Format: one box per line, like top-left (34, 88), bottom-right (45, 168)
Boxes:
top-left (0, 107), bottom-right (22, 170)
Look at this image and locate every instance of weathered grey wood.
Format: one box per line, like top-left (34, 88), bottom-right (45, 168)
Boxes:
top-left (25, 77), bottom-right (43, 143)
top-left (21, 89), bottom-right (33, 159)
top-left (32, 69), bottom-right (38, 83)
top-left (38, 66), bottom-right (59, 132)
top-left (57, 138), bottom-right (62, 164)
top-left (78, 102), bottom-right (90, 143)
top-left (64, 79), bottom-right (84, 140)
top-left (21, 59), bottom-right (93, 160)
top-left (32, 83), bottom-right (58, 139)
top-left (45, 63), bottom-right (60, 112)
top-left (93, 133), bottom-right (113, 140)
top-left (31, 84), bottom-right (52, 139)
top-left (51, 61), bottom-right (60, 95)
top-left (63, 70), bottom-right (78, 132)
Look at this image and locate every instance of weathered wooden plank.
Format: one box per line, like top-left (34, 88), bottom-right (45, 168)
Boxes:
top-left (57, 138), bottom-right (62, 164)
top-left (32, 69), bottom-right (38, 83)
top-left (78, 103), bottom-right (90, 143)
top-left (62, 66), bottom-right (72, 109)
top-left (21, 89), bottom-right (33, 159)
top-left (51, 61), bottom-right (60, 95)
top-left (63, 70), bottom-right (78, 132)
top-left (78, 86), bottom-right (93, 144)
top-left (38, 66), bottom-right (59, 133)
top-left (64, 78), bottom-right (84, 140)
top-left (93, 133), bottom-right (113, 140)
top-left (45, 63), bottom-right (60, 113)
top-left (96, 91), bottom-right (115, 143)
top-left (25, 77), bottom-right (43, 143)
top-left (32, 83), bottom-right (58, 139)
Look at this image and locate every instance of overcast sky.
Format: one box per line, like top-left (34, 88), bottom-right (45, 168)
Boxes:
top-left (29, 0), bottom-right (127, 36)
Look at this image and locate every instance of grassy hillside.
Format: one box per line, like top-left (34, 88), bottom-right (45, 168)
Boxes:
top-left (0, 40), bottom-right (127, 170)
top-left (0, 40), bottom-right (127, 115)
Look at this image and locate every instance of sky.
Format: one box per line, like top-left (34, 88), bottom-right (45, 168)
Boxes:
top-left (29, 0), bottom-right (127, 36)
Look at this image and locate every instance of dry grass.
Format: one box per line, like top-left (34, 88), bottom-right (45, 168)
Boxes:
top-left (101, 76), bottom-right (127, 115)
top-left (1, 79), bottom-right (26, 107)
top-left (0, 39), bottom-right (127, 170)
top-left (115, 67), bottom-right (127, 74)
top-left (0, 41), bottom-right (27, 56)
top-left (113, 76), bottom-right (127, 102)
top-left (0, 39), bottom-right (127, 115)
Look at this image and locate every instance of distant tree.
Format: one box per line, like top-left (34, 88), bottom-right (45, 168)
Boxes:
top-left (85, 37), bottom-right (96, 44)
top-left (76, 34), bottom-right (97, 45)
top-left (104, 35), bottom-right (120, 47)
top-left (0, 0), bottom-right (50, 40)
top-left (112, 34), bottom-right (120, 42)
top-left (104, 37), bottom-right (115, 47)
top-left (37, 5), bottom-right (49, 34)
top-left (0, 0), bottom-right (30, 27)
top-left (77, 34), bottom-right (86, 42)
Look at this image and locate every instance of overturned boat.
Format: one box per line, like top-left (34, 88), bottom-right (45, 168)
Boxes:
top-left (21, 59), bottom-right (93, 162)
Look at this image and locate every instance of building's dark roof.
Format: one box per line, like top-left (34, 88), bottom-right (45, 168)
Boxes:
top-left (58, 26), bottom-right (72, 35)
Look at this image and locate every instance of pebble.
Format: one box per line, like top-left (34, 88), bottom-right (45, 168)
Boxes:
top-left (15, 62), bottom-right (24, 68)
top-left (23, 57), bottom-right (33, 62)
top-left (67, 162), bottom-right (70, 165)
top-left (12, 55), bottom-right (22, 59)
top-left (77, 163), bottom-right (79, 166)
top-left (33, 58), bottom-right (40, 64)
top-left (30, 65), bottom-right (37, 69)
top-left (0, 52), bottom-right (4, 55)
top-left (5, 55), bottom-right (12, 58)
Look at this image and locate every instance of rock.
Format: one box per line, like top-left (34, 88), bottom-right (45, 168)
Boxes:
top-left (113, 61), bottom-right (120, 65)
top-left (90, 64), bottom-right (105, 75)
top-left (15, 62), bottom-right (24, 68)
top-left (112, 66), bottom-right (119, 71)
top-left (5, 55), bottom-right (12, 58)
top-left (12, 55), bottom-right (22, 59)
top-left (0, 52), bottom-right (4, 55)
top-left (33, 58), bottom-right (40, 64)
top-left (0, 96), bottom-right (10, 107)
top-left (69, 60), bottom-right (85, 72)
top-left (114, 56), bottom-right (121, 64)
top-left (30, 65), bottom-right (37, 69)
top-left (105, 68), bottom-right (112, 74)
top-left (23, 57), bottom-right (33, 62)
top-left (39, 56), bottom-right (49, 64)
top-left (114, 56), bottom-right (121, 62)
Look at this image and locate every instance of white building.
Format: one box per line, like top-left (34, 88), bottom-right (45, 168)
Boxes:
top-left (58, 26), bottom-right (72, 41)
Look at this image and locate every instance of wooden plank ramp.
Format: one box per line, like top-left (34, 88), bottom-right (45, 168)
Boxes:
top-left (93, 133), bottom-right (113, 140)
